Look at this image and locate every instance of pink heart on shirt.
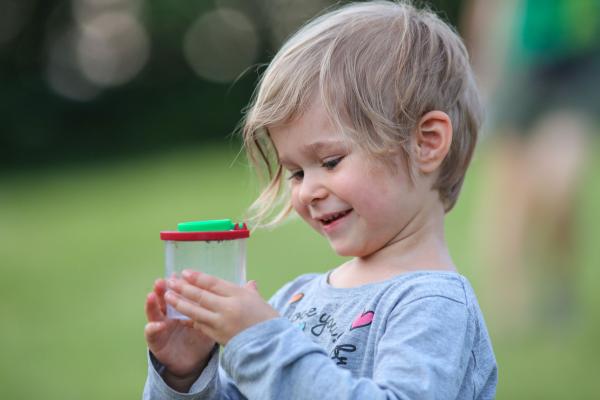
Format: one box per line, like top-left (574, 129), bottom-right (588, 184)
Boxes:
top-left (350, 311), bottom-right (374, 330)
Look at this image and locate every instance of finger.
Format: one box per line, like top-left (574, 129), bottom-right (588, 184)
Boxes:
top-left (165, 290), bottom-right (218, 326)
top-left (192, 322), bottom-right (219, 342)
top-left (168, 278), bottom-right (224, 312)
top-left (153, 279), bottom-right (168, 315)
top-left (144, 321), bottom-right (167, 342)
top-left (245, 280), bottom-right (258, 292)
top-left (145, 292), bottom-right (165, 322)
top-left (182, 270), bottom-right (238, 296)
top-left (180, 318), bottom-right (195, 329)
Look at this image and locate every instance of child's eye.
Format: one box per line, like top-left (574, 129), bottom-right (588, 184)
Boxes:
top-left (322, 157), bottom-right (343, 170)
top-left (288, 170), bottom-right (304, 181)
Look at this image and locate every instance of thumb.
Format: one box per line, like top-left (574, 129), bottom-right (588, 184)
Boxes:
top-left (245, 280), bottom-right (259, 292)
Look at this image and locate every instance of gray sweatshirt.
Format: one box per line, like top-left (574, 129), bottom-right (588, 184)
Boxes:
top-left (143, 271), bottom-right (497, 399)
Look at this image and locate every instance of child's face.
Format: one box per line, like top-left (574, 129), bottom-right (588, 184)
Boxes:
top-left (269, 101), bottom-right (433, 258)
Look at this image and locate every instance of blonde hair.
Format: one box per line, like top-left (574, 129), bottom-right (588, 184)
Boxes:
top-left (242, 1), bottom-right (482, 227)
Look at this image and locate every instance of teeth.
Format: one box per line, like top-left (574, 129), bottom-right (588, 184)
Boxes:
top-left (321, 210), bottom-right (349, 223)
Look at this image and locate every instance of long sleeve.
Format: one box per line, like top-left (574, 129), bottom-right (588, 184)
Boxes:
top-left (140, 277), bottom-right (310, 400)
top-left (142, 272), bottom-right (496, 400)
top-left (221, 295), bottom-right (480, 400)
top-left (142, 347), bottom-right (246, 400)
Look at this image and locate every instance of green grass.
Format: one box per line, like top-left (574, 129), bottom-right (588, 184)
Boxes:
top-left (1, 142), bottom-right (599, 399)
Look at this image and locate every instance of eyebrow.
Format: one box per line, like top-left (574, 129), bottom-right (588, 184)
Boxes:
top-left (303, 139), bottom-right (348, 153)
top-left (279, 139), bottom-right (348, 166)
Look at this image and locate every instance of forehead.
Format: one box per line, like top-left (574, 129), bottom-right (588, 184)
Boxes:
top-left (268, 101), bottom-right (350, 161)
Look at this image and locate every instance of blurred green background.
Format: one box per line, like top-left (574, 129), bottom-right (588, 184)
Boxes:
top-left (2, 0), bottom-right (600, 399)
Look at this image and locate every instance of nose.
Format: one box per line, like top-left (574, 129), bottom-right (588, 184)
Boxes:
top-left (297, 172), bottom-right (328, 206)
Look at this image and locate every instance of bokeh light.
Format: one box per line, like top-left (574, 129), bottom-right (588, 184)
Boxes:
top-left (183, 8), bottom-right (259, 83)
top-left (45, 28), bottom-right (102, 101)
top-left (44, 0), bottom-right (149, 100)
top-left (72, 0), bottom-right (144, 25)
top-left (0, 0), bottom-right (34, 47)
top-left (261, 0), bottom-right (330, 47)
top-left (76, 11), bottom-right (150, 87)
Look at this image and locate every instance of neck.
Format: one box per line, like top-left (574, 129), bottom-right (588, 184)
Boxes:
top-left (331, 202), bottom-right (455, 288)
top-left (367, 202), bottom-right (452, 265)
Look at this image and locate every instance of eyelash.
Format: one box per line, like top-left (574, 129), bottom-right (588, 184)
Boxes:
top-left (287, 157), bottom-right (344, 181)
top-left (322, 157), bottom-right (343, 170)
top-left (288, 170), bottom-right (304, 181)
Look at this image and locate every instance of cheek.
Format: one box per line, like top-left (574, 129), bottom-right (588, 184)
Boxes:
top-left (348, 174), bottom-right (405, 220)
top-left (341, 174), bottom-right (391, 209)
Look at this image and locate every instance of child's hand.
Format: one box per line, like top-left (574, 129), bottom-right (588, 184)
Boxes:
top-left (144, 279), bottom-right (216, 391)
top-left (165, 270), bottom-right (279, 345)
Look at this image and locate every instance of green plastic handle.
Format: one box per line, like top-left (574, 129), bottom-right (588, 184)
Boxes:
top-left (177, 219), bottom-right (235, 232)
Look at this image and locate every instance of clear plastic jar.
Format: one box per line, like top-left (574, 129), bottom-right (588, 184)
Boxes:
top-left (160, 219), bottom-right (249, 319)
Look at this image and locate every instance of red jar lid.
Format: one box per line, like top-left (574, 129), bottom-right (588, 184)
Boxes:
top-left (160, 222), bottom-right (249, 241)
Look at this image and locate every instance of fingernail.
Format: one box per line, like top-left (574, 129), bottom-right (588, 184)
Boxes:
top-left (182, 269), bottom-right (197, 279)
top-left (165, 290), bottom-right (176, 302)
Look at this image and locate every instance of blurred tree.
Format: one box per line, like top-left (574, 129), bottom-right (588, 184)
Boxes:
top-left (0, 0), bottom-right (463, 169)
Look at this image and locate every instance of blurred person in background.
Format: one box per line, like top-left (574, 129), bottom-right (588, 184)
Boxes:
top-left (463, 0), bottom-right (600, 333)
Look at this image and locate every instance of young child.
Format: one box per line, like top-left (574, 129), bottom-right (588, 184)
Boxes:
top-left (143, 1), bottom-right (497, 399)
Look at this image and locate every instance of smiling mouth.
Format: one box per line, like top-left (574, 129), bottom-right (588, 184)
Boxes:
top-left (319, 209), bottom-right (352, 225)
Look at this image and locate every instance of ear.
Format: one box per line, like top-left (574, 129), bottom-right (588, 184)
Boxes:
top-left (413, 111), bottom-right (452, 174)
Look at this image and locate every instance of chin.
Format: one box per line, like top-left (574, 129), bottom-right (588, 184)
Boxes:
top-left (329, 241), bottom-right (369, 258)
